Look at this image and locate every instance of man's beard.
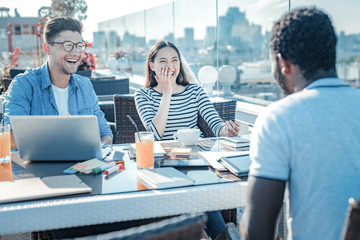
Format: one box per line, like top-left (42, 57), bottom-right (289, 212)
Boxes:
top-left (274, 62), bottom-right (292, 97)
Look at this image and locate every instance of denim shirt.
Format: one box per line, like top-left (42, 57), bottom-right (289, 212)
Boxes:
top-left (2, 62), bottom-right (113, 138)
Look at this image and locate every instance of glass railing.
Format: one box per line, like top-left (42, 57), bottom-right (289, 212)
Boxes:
top-left (95, 0), bottom-right (360, 106)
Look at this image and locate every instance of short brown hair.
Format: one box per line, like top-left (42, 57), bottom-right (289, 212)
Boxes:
top-left (43, 17), bottom-right (83, 43)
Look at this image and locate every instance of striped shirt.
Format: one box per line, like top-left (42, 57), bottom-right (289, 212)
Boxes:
top-left (135, 84), bottom-right (225, 141)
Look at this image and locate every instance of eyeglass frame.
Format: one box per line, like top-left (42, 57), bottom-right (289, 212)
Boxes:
top-left (47, 40), bottom-right (88, 52)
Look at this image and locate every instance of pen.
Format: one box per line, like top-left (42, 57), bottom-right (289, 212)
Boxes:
top-left (104, 163), bottom-right (124, 176)
top-left (92, 162), bottom-right (116, 175)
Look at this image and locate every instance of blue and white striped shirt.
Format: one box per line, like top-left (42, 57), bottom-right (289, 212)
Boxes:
top-left (135, 84), bottom-right (224, 141)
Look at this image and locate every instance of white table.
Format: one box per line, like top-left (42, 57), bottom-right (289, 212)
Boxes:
top-left (0, 181), bottom-right (247, 234)
top-left (0, 141), bottom-right (248, 235)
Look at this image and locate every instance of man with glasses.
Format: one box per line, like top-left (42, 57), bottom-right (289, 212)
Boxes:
top-left (3, 17), bottom-right (113, 148)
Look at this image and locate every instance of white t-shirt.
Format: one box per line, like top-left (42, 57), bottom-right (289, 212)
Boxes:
top-left (249, 78), bottom-right (360, 240)
top-left (52, 84), bottom-right (69, 115)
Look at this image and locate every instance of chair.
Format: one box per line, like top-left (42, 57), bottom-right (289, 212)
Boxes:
top-left (113, 94), bottom-right (146, 144)
top-left (76, 69), bottom-right (92, 77)
top-left (197, 100), bottom-right (237, 137)
top-left (2, 78), bottom-right (12, 92)
top-left (74, 213), bottom-right (207, 240)
top-left (9, 69), bottom-right (26, 78)
top-left (214, 222), bottom-right (241, 240)
top-left (90, 78), bottom-right (129, 96)
top-left (341, 198), bottom-right (360, 240)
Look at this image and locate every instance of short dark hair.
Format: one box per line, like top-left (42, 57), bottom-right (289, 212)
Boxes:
top-left (145, 41), bottom-right (189, 88)
top-left (43, 17), bottom-right (83, 43)
top-left (269, 8), bottom-right (337, 81)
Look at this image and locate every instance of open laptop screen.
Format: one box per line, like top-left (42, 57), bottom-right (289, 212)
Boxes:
top-left (10, 115), bottom-right (102, 161)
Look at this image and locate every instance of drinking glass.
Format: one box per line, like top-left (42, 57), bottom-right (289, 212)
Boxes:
top-left (135, 132), bottom-right (154, 169)
top-left (0, 124), bottom-right (12, 181)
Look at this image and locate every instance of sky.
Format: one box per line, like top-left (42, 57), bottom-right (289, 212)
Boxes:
top-left (1, 0), bottom-right (359, 42)
top-left (0, 0), bottom-right (174, 42)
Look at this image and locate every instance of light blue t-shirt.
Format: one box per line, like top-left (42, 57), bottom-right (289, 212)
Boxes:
top-left (249, 78), bottom-right (360, 240)
top-left (2, 62), bottom-right (112, 138)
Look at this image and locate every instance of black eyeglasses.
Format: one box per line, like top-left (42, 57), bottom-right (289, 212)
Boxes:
top-left (48, 41), bottom-right (87, 52)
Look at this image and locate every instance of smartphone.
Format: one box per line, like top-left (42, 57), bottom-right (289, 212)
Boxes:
top-left (217, 155), bottom-right (251, 177)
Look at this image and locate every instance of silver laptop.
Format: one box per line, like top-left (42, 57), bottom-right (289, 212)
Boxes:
top-left (10, 115), bottom-right (103, 161)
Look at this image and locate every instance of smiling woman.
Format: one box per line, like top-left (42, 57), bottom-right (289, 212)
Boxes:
top-left (134, 41), bottom-right (240, 141)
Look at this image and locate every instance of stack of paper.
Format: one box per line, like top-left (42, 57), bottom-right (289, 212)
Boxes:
top-left (166, 147), bottom-right (192, 159)
top-left (137, 167), bottom-right (194, 189)
top-left (219, 136), bottom-right (250, 150)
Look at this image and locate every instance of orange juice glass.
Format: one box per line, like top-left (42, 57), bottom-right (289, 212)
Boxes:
top-left (135, 132), bottom-right (154, 169)
top-left (0, 124), bottom-right (12, 181)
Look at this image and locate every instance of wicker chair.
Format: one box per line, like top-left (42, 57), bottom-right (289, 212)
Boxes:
top-left (113, 94), bottom-right (146, 144)
top-left (90, 78), bottom-right (129, 96)
top-left (214, 222), bottom-right (241, 240)
top-left (342, 198), bottom-right (360, 240)
top-left (197, 100), bottom-right (237, 137)
top-left (72, 213), bottom-right (207, 240)
top-left (2, 78), bottom-right (12, 92)
top-left (9, 69), bottom-right (26, 78)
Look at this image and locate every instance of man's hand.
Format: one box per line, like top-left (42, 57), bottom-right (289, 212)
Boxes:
top-left (101, 135), bottom-right (113, 145)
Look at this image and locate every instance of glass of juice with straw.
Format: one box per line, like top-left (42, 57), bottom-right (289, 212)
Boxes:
top-left (135, 132), bottom-right (154, 169)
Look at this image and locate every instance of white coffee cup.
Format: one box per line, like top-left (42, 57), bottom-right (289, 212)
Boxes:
top-left (173, 128), bottom-right (200, 145)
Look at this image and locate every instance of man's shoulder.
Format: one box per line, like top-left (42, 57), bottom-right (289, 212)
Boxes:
top-left (71, 74), bottom-right (93, 88)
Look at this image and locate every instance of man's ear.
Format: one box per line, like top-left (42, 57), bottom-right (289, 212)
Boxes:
top-left (43, 43), bottom-right (50, 54)
top-left (277, 53), bottom-right (290, 75)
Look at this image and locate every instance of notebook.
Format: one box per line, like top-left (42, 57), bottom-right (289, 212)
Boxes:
top-left (137, 167), bottom-right (194, 189)
top-left (217, 154), bottom-right (251, 177)
top-left (10, 115), bottom-right (103, 161)
top-left (0, 175), bottom-right (91, 204)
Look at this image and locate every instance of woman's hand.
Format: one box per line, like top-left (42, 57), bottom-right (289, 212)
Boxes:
top-left (221, 120), bottom-right (240, 137)
top-left (155, 66), bottom-right (174, 95)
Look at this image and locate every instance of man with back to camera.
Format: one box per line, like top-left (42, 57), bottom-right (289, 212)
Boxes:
top-left (2, 17), bottom-right (113, 147)
top-left (240, 7), bottom-right (360, 240)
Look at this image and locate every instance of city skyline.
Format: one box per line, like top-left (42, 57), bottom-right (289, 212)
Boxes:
top-left (1, 0), bottom-right (360, 43)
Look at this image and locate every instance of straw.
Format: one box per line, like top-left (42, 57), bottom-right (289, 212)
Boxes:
top-left (127, 115), bottom-right (141, 142)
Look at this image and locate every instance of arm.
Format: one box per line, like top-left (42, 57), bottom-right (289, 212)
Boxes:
top-left (151, 92), bottom-right (171, 137)
top-left (135, 89), bottom-right (163, 140)
top-left (197, 88), bottom-right (227, 136)
top-left (89, 85), bottom-right (113, 142)
top-left (149, 67), bottom-right (173, 137)
top-left (135, 67), bottom-right (173, 139)
top-left (240, 176), bottom-right (286, 240)
top-left (3, 76), bottom-right (33, 149)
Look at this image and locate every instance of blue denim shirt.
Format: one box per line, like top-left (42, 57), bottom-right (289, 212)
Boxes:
top-left (2, 62), bottom-right (113, 138)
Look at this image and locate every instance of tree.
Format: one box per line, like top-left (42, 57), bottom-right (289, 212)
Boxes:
top-left (39, 0), bottom-right (87, 26)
